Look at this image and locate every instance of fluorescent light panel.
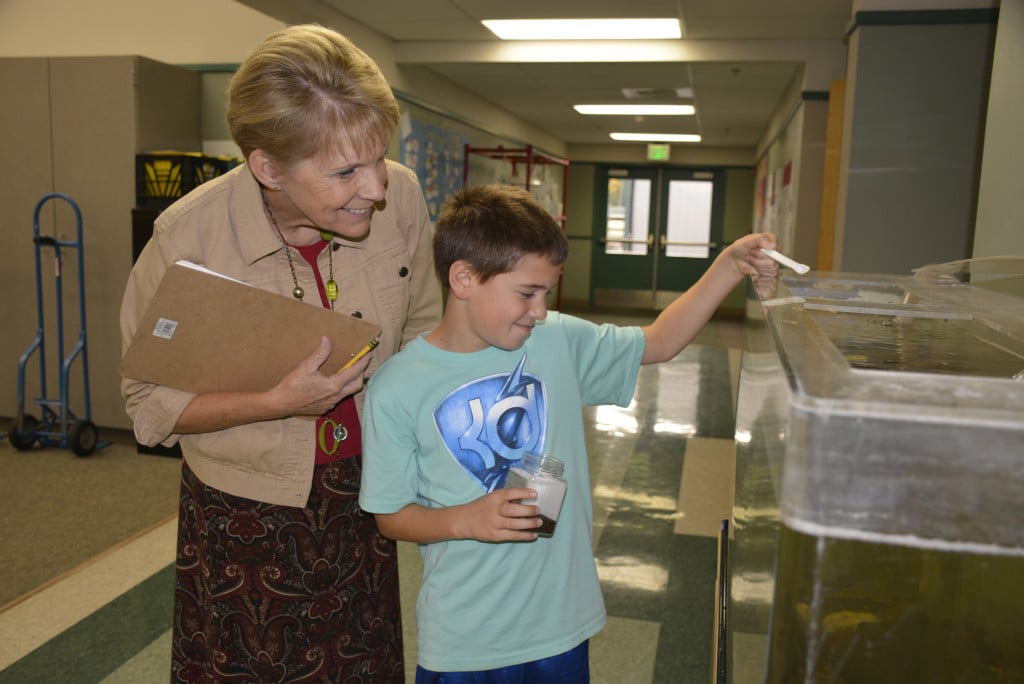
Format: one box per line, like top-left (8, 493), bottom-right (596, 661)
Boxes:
top-left (482, 18), bottom-right (681, 40)
top-left (575, 104), bottom-right (694, 116)
top-left (611, 132), bottom-right (701, 142)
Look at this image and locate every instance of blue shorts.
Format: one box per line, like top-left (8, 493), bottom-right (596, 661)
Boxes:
top-left (415, 640), bottom-right (590, 684)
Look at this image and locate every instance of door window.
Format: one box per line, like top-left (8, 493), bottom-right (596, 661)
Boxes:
top-left (665, 180), bottom-right (713, 258)
top-left (604, 177), bottom-right (651, 255)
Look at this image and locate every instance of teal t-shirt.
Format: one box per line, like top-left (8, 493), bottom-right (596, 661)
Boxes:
top-left (359, 312), bottom-right (645, 672)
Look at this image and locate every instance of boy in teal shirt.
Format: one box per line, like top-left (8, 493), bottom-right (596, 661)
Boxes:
top-left (359, 184), bottom-right (777, 682)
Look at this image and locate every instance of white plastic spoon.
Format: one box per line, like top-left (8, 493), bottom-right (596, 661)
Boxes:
top-left (762, 248), bottom-right (810, 275)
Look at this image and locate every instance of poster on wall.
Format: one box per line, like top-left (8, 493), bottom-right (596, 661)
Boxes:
top-left (755, 159), bottom-right (794, 246)
top-left (401, 114), bottom-right (468, 221)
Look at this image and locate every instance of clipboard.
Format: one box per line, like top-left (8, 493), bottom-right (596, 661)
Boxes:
top-left (120, 261), bottom-right (382, 394)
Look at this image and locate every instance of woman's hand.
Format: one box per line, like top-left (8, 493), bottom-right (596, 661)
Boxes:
top-left (172, 336), bottom-right (372, 434)
top-left (269, 336), bottom-right (371, 417)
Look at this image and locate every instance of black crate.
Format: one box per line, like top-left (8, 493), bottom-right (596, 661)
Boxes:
top-left (136, 152), bottom-right (234, 209)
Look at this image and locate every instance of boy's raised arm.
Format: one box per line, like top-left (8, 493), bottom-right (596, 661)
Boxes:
top-left (641, 232), bottom-right (778, 365)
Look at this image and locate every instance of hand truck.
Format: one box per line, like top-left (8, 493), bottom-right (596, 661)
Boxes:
top-left (8, 193), bottom-right (107, 456)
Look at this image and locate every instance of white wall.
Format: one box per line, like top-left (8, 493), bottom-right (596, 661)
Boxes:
top-left (0, 0), bottom-right (283, 63)
top-left (973, 0), bottom-right (1024, 258)
top-left (0, 0), bottom-right (564, 156)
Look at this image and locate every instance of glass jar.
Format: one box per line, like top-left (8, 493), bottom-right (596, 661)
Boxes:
top-left (505, 451), bottom-right (568, 537)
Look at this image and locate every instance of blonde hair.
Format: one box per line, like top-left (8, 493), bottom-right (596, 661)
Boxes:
top-left (227, 24), bottom-right (399, 165)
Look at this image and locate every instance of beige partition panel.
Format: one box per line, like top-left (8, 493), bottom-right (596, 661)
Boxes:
top-left (0, 56), bottom-right (200, 430)
top-left (0, 58), bottom-right (58, 424)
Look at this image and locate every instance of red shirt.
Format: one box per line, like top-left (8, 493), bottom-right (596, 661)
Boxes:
top-left (295, 241), bottom-right (361, 463)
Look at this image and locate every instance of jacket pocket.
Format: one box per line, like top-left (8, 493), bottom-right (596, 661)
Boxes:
top-left (365, 243), bottom-right (412, 322)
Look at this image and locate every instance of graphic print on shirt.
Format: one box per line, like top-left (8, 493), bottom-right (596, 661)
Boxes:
top-left (432, 353), bottom-right (546, 492)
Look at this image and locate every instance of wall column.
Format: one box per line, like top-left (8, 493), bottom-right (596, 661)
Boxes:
top-left (834, 6), bottom-right (998, 273)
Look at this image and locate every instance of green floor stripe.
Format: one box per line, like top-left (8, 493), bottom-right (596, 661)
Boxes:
top-left (696, 346), bottom-right (736, 440)
top-left (653, 534), bottom-right (718, 684)
top-left (0, 565), bottom-right (173, 684)
top-left (100, 629), bottom-right (171, 683)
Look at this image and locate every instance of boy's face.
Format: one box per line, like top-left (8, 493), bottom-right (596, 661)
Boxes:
top-left (464, 254), bottom-right (561, 352)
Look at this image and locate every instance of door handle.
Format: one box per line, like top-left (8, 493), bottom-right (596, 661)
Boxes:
top-left (599, 235), bottom-right (655, 246)
top-left (659, 236), bottom-right (719, 250)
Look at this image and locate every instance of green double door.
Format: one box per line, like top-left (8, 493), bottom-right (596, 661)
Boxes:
top-left (591, 165), bottom-right (726, 309)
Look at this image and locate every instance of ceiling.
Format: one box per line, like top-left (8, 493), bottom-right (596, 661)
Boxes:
top-left (249, 0), bottom-right (853, 150)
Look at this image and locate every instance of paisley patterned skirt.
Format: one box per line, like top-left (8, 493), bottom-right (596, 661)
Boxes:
top-left (170, 457), bottom-right (404, 683)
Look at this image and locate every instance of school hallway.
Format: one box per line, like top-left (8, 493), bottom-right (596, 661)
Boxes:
top-left (0, 313), bottom-right (745, 684)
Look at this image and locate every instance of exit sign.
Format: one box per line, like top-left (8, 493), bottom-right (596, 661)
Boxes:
top-left (647, 144), bottom-right (671, 161)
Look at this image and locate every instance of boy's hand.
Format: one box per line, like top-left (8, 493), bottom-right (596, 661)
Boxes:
top-left (373, 492), bottom-right (543, 544)
top-left (461, 488), bottom-right (542, 542)
top-left (728, 232), bottom-right (780, 279)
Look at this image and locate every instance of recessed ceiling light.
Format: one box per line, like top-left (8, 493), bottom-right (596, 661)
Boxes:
top-left (575, 104), bottom-right (695, 116)
top-left (623, 87), bottom-right (693, 99)
top-left (610, 132), bottom-right (702, 142)
top-left (482, 19), bottom-right (682, 41)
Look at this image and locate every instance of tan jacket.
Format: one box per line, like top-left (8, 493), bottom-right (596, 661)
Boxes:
top-left (120, 161), bottom-right (442, 506)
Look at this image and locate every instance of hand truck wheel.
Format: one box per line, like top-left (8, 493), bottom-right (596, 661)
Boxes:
top-left (9, 415), bottom-right (40, 451)
top-left (70, 419), bottom-right (99, 457)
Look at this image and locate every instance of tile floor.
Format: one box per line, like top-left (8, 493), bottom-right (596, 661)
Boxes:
top-left (0, 314), bottom-right (744, 684)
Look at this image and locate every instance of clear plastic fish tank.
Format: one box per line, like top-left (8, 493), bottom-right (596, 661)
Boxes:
top-left (730, 258), bottom-right (1024, 683)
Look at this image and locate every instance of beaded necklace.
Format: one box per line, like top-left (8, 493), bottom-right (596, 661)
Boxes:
top-left (261, 187), bottom-right (338, 307)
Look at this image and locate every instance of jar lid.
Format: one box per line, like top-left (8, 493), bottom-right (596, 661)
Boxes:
top-left (522, 451), bottom-right (564, 478)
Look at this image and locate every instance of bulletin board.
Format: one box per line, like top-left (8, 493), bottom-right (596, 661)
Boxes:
top-left (393, 93), bottom-right (563, 223)
top-left (400, 115), bottom-right (467, 221)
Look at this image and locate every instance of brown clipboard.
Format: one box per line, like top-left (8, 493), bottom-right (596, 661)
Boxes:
top-left (119, 261), bottom-right (382, 394)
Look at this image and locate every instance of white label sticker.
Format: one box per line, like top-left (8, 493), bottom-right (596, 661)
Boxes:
top-left (153, 318), bottom-right (178, 339)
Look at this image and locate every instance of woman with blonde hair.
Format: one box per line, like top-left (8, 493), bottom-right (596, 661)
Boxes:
top-left (121, 24), bottom-right (442, 682)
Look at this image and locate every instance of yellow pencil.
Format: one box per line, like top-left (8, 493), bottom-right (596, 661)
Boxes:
top-left (339, 338), bottom-right (379, 372)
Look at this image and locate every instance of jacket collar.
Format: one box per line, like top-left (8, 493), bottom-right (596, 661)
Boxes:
top-left (232, 164), bottom-right (286, 266)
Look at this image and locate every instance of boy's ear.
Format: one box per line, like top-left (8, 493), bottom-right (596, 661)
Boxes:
top-left (448, 260), bottom-right (476, 299)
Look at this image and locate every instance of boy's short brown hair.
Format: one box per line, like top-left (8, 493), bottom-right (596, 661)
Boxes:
top-left (434, 184), bottom-right (569, 284)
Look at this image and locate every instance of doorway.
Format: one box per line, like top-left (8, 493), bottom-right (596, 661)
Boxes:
top-left (591, 165), bottom-right (726, 309)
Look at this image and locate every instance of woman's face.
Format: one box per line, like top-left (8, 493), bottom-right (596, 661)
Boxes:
top-left (278, 141), bottom-right (389, 240)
